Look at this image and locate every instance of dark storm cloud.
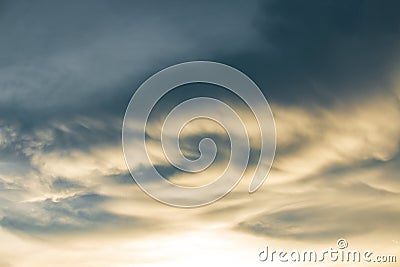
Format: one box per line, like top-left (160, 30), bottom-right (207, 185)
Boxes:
top-left (219, 0), bottom-right (400, 105)
top-left (0, 0), bottom-right (260, 117)
top-left (0, 0), bottom-right (262, 161)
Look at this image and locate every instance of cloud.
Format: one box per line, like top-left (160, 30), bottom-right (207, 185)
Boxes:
top-left (0, 192), bottom-right (145, 234)
top-left (272, 92), bottom-right (400, 182)
top-left (0, 0), bottom-right (262, 119)
top-left (237, 201), bottom-right (400, 241)
top-left (219, 0), bottom-right (400, 107)
top-left (31, 145), bottom-right (127, 183)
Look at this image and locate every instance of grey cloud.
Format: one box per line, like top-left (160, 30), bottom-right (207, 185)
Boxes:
top-left (0, 0), bottom-right (263, 175)
top-left (219, 0), bottom-right (400, 105)
top-left (51, 178), bottom-right (84, 191)
top-left (102, 173), bottom-right (134, 185)
top-left (0, 0), bottom-right (261, 115)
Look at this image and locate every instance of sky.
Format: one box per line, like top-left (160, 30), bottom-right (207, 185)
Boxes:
top-left (0, 0), bottom-right (400, 266)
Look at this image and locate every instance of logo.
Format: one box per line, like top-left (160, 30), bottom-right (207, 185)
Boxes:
top-left (122, 61), bottom-right (276, 207)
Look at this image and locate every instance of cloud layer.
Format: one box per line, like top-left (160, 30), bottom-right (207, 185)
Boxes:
top-left (0, 0), bottom-right (400, 266)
